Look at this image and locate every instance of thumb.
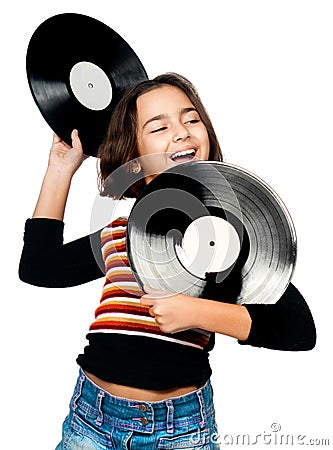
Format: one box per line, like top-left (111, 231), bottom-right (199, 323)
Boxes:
top-left (140, 295), bottom-right (155, 306)
top-left (71, 129), bottom-right (82, 150)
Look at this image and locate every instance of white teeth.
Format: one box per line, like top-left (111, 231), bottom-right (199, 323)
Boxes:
top-left (171, 149), bottom-right (196, 160)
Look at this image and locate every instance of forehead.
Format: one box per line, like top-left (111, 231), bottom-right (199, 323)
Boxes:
top-left (136, 85), bottom-right (193, 122)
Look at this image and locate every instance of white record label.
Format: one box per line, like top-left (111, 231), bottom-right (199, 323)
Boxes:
top-left (178, 216), bottom-right (241, 278)
top-left (69, 61), bottom-right (112, 111)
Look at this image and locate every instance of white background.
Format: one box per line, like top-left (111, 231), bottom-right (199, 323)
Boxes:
top-left (1, 1), bottom-right (332, 448)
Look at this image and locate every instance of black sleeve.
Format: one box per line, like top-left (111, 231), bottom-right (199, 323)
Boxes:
top-left (238, 283), bottom-right (316, 351)
top-left (18, 218), bottom-right (105, 288)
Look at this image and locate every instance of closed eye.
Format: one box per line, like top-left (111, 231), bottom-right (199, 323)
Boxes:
top-left (151, 126), bottom-right (168, 133)
top-left (185, 119), bottom-right (200, 124)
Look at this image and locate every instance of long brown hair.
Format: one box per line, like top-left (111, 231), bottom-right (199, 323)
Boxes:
top-left (97, 73), bottom-right (223, 199)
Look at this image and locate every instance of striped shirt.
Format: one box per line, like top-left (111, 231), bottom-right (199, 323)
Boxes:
top-left (88, 217), bottom-right (211, 350)
top-left (19, 217), bottom-right (316, 389)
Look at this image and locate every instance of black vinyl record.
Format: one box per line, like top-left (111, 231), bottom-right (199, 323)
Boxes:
top-left (127, 161), bottom-right (297, 305)
top-left (26, 13), bottom-right (148, 156)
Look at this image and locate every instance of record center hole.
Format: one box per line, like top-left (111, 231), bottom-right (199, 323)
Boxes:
top-left (209, 241), bottom-right (215, 246)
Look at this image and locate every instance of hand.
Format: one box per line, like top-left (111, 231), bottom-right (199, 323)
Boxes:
top-left (140, 285), bottom-right (201, 334)
top-left (48, 130), bottom-right (88, 175)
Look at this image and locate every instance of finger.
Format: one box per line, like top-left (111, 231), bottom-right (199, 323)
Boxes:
top-left (148, 306), bottom-right (155, 317)
top-left (140, 295), bottom-right (156, 306)
top-left (140, 295), bottom-right (154, 306)
top-left (52, 133), bottom-right (61, 144)
top-left (71, 129), bottom-right (82, 150)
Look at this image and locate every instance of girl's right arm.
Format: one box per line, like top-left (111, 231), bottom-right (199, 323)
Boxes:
top-left (33, 130), bottom-right (85, 221)
top-left (19, 131), bottom-right (105, 288)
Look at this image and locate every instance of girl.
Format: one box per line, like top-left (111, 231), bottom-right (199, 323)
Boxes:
top-left (19, 73), bottom-right (316, 449)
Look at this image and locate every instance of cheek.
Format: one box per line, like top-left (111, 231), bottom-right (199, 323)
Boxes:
top-left (138, 136), bottom-right (168, 156)
top-left (137, 138), bottom-right (150, 157)
top-left (203, 129), bottom-right (210, 145)
top-left (198, 129), bottom-right (210, 154)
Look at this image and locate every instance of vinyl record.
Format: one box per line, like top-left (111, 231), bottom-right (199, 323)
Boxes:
top-left (26, 13), bottom-right (148, 156)
top-left (127, 161), bottom-right (297, 305)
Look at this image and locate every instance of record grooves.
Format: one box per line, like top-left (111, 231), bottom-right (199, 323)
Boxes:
top-left (127, 161), bottom-right (297, 305)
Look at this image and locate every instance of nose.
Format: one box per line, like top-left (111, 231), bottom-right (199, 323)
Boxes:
top-left (172, 122), bottom-right (190, 142)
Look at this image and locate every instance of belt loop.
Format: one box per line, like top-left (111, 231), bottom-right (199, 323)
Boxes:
top-left (196, 389), bottom-right (206, 428)
top-left (166, 400), bottom-right (174, 434)
top-left (95, 390), bottom-right (105, 426)
top-left (72, 374), bottom-right (85, 411)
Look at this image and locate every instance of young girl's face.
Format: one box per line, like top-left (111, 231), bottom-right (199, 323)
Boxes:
top-left (136, 85), bottom-right (210, 184)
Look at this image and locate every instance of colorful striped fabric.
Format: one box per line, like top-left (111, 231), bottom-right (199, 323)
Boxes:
top-left (89, 218), bottom-right (211, 350)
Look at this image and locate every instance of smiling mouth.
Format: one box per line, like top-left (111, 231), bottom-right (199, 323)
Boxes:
top-left (169, 149), bottom-right (197, 163)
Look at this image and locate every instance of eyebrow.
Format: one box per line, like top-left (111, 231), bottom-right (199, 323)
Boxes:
top-left (142, 107), bottom-right (198, 130)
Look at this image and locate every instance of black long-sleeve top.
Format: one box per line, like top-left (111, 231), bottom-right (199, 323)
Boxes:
top-left (18, 217), bottom-right (316, 389)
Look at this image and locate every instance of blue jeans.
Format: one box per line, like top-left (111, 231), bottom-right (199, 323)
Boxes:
top-left (56, 369), bottom-right (221, 449)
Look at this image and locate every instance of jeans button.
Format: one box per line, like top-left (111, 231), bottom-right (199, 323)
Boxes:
top-left (141, 417), bottom-right (149, 425)
top-left (139, 404), bottom-right (147, 412)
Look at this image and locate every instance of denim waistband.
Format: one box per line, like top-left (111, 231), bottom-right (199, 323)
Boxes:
top-left (70, 369), bottom-right (215, 434)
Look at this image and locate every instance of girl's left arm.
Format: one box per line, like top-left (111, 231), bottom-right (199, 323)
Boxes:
top-left (141, 283), bottom-right (316, 351)
top-left (191, 282), bottom-right (317, 351)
